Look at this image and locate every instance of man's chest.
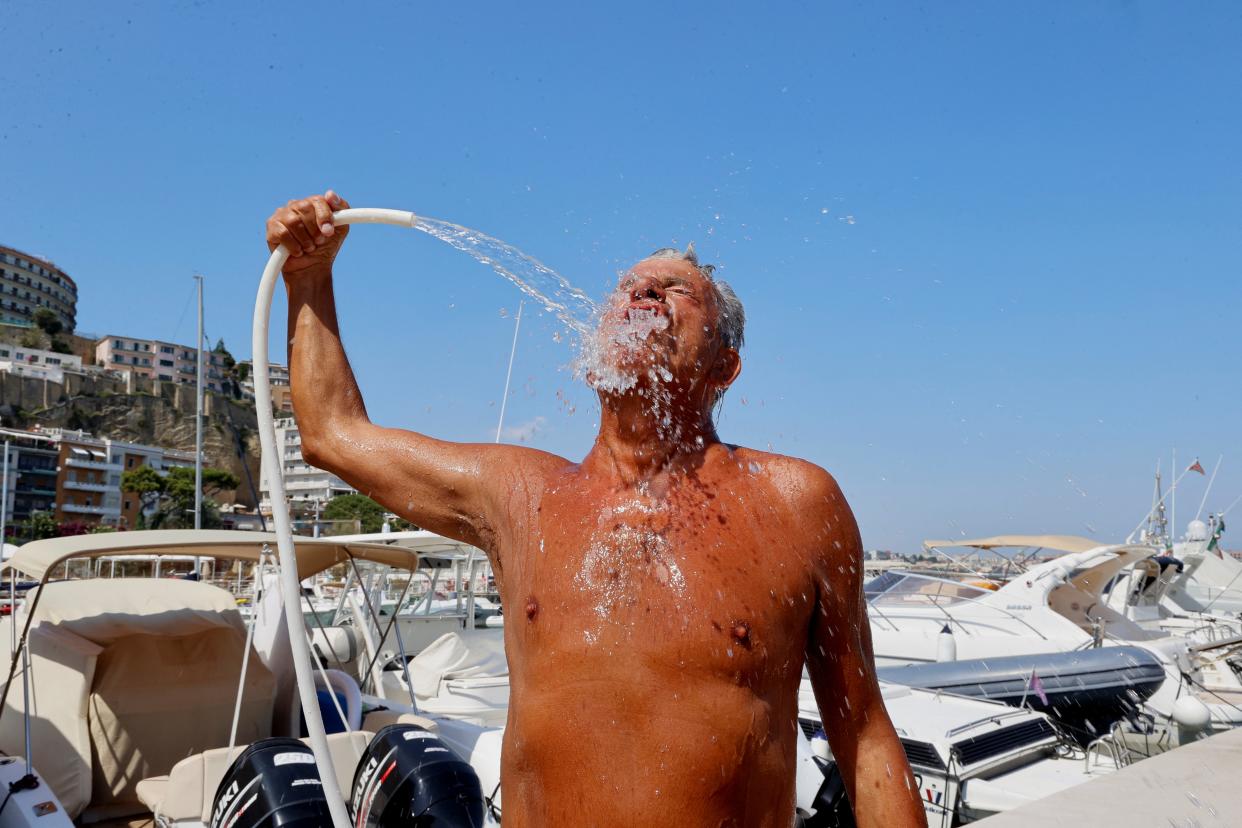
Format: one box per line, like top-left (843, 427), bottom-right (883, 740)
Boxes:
top-left (500, 480), bottom-right (817, 678)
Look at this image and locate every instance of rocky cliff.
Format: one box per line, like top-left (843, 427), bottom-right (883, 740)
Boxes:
top-left (0, 371), bottom-right (263, 508)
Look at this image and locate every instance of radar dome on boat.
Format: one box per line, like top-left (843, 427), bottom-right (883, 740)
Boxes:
top-left (1186, 520), bottom-right (1210, 542)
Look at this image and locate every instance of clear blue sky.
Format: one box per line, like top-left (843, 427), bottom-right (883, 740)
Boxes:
top-left (3, 1), bottom-right (1239, 552)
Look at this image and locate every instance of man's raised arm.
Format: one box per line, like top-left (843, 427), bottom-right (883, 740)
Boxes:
top-left (268, 191), bottom-right (564, 552)
top-left (801, 471), bottom-right (927, 828)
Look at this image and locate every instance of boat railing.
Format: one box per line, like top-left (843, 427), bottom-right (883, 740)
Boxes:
top-left (1084, 724), bottom-right (1135, 772)
top-left (1187, 618), bottom-right (1242, 644)
top-left (868, 590), bottom-right (1050, 640)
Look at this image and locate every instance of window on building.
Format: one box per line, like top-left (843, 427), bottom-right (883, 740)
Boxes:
top-left (159, 359), bottom-right (173, 367)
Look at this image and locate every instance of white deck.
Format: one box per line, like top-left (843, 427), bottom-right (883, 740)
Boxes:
top-left (975, 725), bottom-right (1242, 826)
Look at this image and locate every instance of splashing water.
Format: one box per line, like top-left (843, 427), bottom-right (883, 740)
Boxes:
top-left (413, 216), bottom-right (675, 402)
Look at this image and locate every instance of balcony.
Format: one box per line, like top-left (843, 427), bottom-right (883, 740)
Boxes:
top-left (64, 480), bottom-right (111, 493)
top-left (65, 458), bottom-right (122, 472)
top-left (61, 503), bottom-right (117, 516)
top-left (14, 487), bottom-right (56, 497)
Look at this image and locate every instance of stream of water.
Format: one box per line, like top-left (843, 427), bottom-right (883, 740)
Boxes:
top-left (413, 217), bottom-right (600, 336)
top-left (412, 216), bottom-right (669, 395)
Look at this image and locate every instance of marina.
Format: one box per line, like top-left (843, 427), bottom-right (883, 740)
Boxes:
top-left (4, 4), bottom-right (1240, 825)
top-left (1, 510), bottom-right (1240, 824)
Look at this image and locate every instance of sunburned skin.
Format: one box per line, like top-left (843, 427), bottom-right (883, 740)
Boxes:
top-left (269, 191), bottom-right (927, 828)
top-left (495, 447), bottom-right (847, 826)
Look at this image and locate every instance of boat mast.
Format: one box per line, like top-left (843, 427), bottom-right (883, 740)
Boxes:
top-left (494, 300), bottom-right (523, 443)
top-left (1145, 463), bottom-right (1168, 548)
top-left (194, 275), bottom-right (204, 533)
top-left (1171, 448), bottom-right (1177, 543)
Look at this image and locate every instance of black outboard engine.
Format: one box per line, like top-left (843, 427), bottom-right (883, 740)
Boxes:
top-left (210, 737), bottom-right (332, 828)
top-left (351, 724), bottom-right (486, 827)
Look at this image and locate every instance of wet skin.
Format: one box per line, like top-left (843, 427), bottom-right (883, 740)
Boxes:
top-left (270, 192), bottom-right (927, 828)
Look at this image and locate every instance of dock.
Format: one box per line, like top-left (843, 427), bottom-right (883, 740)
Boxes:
top-left (976, 725), bottom-right (1242, 826)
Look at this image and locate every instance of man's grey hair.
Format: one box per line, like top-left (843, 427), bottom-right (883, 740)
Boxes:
top-left (645, 243), bottom-right (746, 352)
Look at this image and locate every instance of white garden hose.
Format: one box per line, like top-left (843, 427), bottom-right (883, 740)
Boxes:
top-left (253, 207), bottom-right (418, 828)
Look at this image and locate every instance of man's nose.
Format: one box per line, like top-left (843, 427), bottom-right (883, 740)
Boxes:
top-left (629, 276), bottom-right (665, 302)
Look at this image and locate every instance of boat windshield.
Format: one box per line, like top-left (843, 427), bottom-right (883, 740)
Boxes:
top-left (865, 571), bottom-right (992, 607)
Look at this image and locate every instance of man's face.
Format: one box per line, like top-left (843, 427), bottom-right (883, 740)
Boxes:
top-left (591, 257), bottom-right (725, 392)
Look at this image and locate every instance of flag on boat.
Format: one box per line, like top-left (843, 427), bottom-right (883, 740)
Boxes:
top-left (1030, 670), bottom-right (1048, 706)
top-left (1188, 459), bottom-right (1206, 475)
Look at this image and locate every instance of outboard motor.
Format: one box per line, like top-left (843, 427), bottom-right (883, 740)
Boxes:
top-left (210, 737), bottom-right (332, 828)
top-left (351, 724), bottom-right (486, 827)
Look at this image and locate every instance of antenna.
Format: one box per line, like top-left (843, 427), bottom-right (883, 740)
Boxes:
top-left (1194, 455), bottom-right (1224, 523)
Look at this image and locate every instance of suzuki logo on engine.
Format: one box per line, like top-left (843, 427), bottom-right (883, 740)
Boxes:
top-left (212, 780), bottom-right (239, 828)
top-left (352, 757), bottom-right (380, 814)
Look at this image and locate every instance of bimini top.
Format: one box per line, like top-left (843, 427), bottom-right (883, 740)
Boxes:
top-left (329, 529), bottom-right (487, 565)
top-left (0, 529), bottom-right (420, 584)
top-left (922, 535), bottom-right (1103, 555)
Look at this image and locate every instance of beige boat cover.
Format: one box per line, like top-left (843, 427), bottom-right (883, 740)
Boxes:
top-left (1, 579), bottom-right (276, 820)
top-left (922, 534), bottom-right (1104, 554)
top-left (410, 630), bottom-right (508, 699)
top-left (1, 529), bottom-right (419, 584)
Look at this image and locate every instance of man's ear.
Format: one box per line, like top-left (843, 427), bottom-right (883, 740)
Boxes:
top-left (712, 348), bottom-right (742, 392)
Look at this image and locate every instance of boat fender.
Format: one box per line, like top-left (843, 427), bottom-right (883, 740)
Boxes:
top-left (936, 625), bottom-right (957, 662)
top-left (1171, 696), bottom-right (1211, 734)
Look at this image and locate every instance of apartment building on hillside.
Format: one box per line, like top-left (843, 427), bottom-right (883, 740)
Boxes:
top-left (0, 427), bottom-right (197, 535)
top-left (0, 343), bottom-right (83, 383)
top-left (0, 244), bottom-right (78, 332)
top-left (258, 416), bottom-right (354, 515)
top-left (238, 360), bottom-right (293, 413)
top-left (95, 335), bottom-right (226, 392)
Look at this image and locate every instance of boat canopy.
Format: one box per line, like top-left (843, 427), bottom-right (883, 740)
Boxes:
top-left (331, 530), bottom-right (484, 557)
top-left (0, 529), bottom-right (419, 584)
top-left (330, 529), bottom-right (488, 568)
top-left (922, 535), bottom-right (1103, 554)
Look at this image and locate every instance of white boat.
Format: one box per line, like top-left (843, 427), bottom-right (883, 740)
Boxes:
top-left (0, 531), bottom-right (505, 826)
top-left (874, 536), bottom-right (1242, 747)
top-left (796, 679), bottom-right (1122, 826)
top-left (1159, 517), bottom-right (1242, 617)
top-left (1101, 533), bottom-right (1242, 645)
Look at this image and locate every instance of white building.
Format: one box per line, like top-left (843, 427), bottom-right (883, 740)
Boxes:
top-left (258, 416), bottom-right (354, 515)
top-left (238, 359), bottom-right (289, 395)
top-left (0, 344), bottom-right (82, 383)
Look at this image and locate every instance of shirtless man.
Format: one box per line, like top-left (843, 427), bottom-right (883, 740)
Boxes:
top-left (269, 191), bottom-right (926, 828)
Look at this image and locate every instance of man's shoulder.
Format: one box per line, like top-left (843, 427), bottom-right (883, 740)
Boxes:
top-left (713, 445), bottom-right (845, 510)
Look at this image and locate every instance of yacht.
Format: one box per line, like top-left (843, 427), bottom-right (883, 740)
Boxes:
top-left (872, 536), bottom-right (1242, 749)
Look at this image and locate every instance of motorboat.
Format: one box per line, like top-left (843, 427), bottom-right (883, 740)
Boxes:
top-left (876, 646), bottom-right (1166, 742)
top-left (1164, 517), bottom-right (1242, 616)
top-left (871, 536), bottom-right (1242, 747)
top-left (796, 679), bottom-right (1123, 826)
top-left (1101, 539), bottom-right (1242, 645)
top-left (0, 530), bottom-right (505, 826)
